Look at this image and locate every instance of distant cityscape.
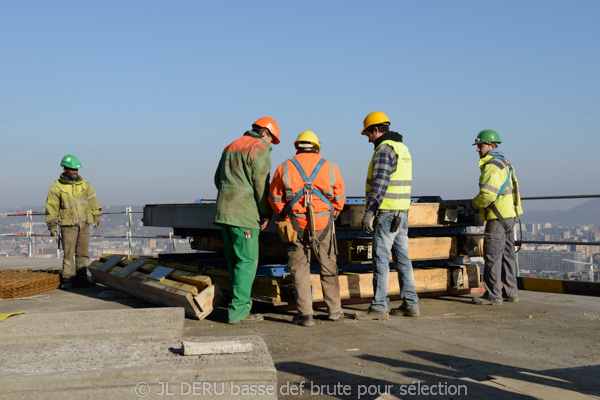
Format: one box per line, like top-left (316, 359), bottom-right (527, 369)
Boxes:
top-left (1, 205), bottom-right (598, 282)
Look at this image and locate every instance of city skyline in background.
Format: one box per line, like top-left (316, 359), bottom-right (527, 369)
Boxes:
top-left (1, 1), bottom-right (599, 211)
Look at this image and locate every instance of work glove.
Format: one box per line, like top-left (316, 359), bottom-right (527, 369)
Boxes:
top-left (48, 224), bottom-right (58, 240)
top-left (94, 214), bottom-right (101, 229)
top-left (361, 210), bottom-right (375, 234)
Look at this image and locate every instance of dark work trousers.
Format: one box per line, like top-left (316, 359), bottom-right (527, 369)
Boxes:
top-left (483, 217), bottom-right (518, 302)
top-left (60, 222), bottom-right (90, 280)
top-left (287, 228), bottom-right (341, 317)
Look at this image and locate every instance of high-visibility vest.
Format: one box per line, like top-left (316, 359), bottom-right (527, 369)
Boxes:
top-left (269, 153), bottom-right (345, 231)
top-left (366, 140), bottom-right (412, 210)
top-left (473, 154), bottom-right (523, 221)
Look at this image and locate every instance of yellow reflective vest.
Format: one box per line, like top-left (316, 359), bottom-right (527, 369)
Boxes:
top-left (45, 174), bottom-right (101, 226)
top-left (471, 154), bottom-right (523, 221)
top-left (366, 140), bottom-right (412, 210)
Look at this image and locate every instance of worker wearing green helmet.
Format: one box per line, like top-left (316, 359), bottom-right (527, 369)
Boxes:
top-left (45, 154), bottom-right (102, 289)
top-left (469, 130), bottom-right (523, 305)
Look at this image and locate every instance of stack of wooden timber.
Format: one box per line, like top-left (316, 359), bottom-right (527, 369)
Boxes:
top-left (89, 255), bottom-right (223, 319)
top-left (200, 264), bottom-right (482, 306)
top-left (142, 200), bottom-right (486, 307)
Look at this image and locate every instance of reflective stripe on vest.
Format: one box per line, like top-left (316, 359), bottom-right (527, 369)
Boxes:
top-left (366, 140), bottom-right (412, 210)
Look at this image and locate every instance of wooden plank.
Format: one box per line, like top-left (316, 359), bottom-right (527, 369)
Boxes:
top-left (308, 266), bottom-right (468, 302)
top-left (89, 265), bottom-right (205, 319)
top-left (192, 285), bottom-right (224, 320)
top-left (407, 237), bottom-right (456, 260)
top-left (96, 255), bottom-right (126, 272)
top-left (147, 266), bottom-right (174, 281)
top-left (113, 259), bottom-right (147, 278)
top-left (169, 271), bottom-right (212, 291)
top-left (407, 203), bottom-right (440, 226)
top-left (337, 203), bottom-right (442, 229)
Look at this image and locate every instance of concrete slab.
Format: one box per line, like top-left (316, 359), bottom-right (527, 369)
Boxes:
top-left (0, 307), bottom-right (185, 344)
top-left (0, 335), bottom-right (277, 400)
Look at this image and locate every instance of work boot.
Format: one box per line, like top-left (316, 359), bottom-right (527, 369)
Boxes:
top-left (390, 306), bottom-right (420, 317)
top-left (60, 278), bottom-right (73, 290)
top-left (229, 313), bottom-right (264, 324)
top-left (354, 307), bottom-right (389, 320)
top-left (472, 297), bottom-right (502, 306)
top-left (328, 311), bottom-right (344, 322)
top-left (293, 314), bottom-right (315, 327)
top-left (74, 268), bottom-right (96, 288)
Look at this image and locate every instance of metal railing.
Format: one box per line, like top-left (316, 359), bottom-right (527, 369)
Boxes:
top-left (1, 207), bottom-right (180, 256)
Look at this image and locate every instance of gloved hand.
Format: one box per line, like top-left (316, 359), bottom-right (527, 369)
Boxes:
top-left (94, 214), bottom-right (101, 229)
top-left (361, 210), bottom-right (375, 234)
top-left (48, 224), bottom-right (58, 240)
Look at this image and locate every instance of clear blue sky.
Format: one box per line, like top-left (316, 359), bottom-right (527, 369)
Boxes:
top-left (1, 0), bottom-right (598, 211)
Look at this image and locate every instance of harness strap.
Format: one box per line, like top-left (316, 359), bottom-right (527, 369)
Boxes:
top-left (485, 156), bottom-right (514, 233)
top-left (283, 157), bottom-right (335, 246)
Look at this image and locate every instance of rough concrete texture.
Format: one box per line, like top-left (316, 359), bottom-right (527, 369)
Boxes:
top-left (1, 259), bottom-right (599, 399)
top-left (0, 335), bottom-right (276, 400)
top-left (0, 307), bottom-right (185, 344)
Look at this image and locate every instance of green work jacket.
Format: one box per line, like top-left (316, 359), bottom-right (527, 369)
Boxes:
top-left (471, 154), bottom-right (523, 221)
top-left (45, 174), bottom-right (101, 226)
top-left (213, 130), bottom-right (273, 230)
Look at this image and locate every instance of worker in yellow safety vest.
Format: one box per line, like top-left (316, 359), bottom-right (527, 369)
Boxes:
top-left (356, 111), bottom-right (420, 320)
top-left (469, 129), bottom-right (523, 305)
top-left (45, 155), bottom-right (102, 289)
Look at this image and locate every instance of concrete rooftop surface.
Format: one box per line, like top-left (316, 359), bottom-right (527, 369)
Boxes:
top-left (1, 258), bottom-right (599, 400)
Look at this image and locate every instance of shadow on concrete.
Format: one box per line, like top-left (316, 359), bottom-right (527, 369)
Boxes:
top-left (276, 361), bottom-right (397, 400)
top-left (358, 350), bottom-right (600, 398)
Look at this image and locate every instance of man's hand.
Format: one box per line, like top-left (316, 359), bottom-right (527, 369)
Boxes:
top-left (361, 210), bottom-right (375, 234)
top-left (260, 218), bottom-right (270, 231)
top-left (48, 224), bottom-right (58, 240)
top-left (94, 215), bottom-right (101, 229)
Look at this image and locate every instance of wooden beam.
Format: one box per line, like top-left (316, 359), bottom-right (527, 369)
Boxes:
top-left (96, 255), bottom-right (125, 272)
top-left (113, 259), bottom-right (147, 278)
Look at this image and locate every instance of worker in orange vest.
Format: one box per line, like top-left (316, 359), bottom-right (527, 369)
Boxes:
top-left (269, 131), bottom-right (346, 327)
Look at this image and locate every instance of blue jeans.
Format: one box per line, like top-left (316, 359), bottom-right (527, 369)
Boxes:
top-left (371, 210), bottom-right (419, 312)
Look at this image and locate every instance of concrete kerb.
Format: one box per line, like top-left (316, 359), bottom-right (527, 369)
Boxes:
top-left (0, 307), bottom-right (185, 345)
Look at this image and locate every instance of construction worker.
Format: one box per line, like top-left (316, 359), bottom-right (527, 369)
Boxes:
top-left (269, 131), bottom-right (346, 327)
top-left (470, 130), bottom-right (523, 305)
top-left (213, 117), bottom-right (280, 324)
top-left (45, 155), bottom-right (101, 289)
top-left (357, 111), bottom-right (419, 320)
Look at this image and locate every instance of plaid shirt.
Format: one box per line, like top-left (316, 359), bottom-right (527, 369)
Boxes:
top-left (366, 143), bottom-right (397, 211)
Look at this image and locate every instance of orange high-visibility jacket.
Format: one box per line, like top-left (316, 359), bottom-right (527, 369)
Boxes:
top-left (269, 152), bottom-right (345, 231)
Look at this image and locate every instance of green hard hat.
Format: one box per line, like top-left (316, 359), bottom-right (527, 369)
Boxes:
top-left (473, 129), bottom-right (501, 145)
top-left (60, 154), bottom-right (82, 169)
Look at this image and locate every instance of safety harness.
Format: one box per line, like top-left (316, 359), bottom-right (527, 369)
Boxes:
top-left (485, 155), bottom-right (523, 250)
top-left (283, 157), bottom-right (336, 262)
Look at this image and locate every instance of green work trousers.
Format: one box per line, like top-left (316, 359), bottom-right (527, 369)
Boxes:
top-left (221, 225), bottom-right (259, 323)
top-left (60, 222), bottom-right (90, 280)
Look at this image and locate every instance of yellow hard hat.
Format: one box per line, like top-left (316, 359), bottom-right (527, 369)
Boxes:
top-left (361, 111), bottom-right (390, 135)
top-left (294, 130), bottom-right (320, 151)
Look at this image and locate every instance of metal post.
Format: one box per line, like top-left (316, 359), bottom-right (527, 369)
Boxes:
top-left (27, 210), bottom-right (33, 257)
top-left (169, 231), bottom-right (175, 253)
top-left (127, 207), bottom-right (133, 255)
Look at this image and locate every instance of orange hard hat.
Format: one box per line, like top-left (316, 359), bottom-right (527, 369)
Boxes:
top-left (253, 116), bottom-right (280, 144)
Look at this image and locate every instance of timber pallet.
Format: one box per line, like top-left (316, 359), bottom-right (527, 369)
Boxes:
top-left (89, 255), bottom-right (223, 319)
